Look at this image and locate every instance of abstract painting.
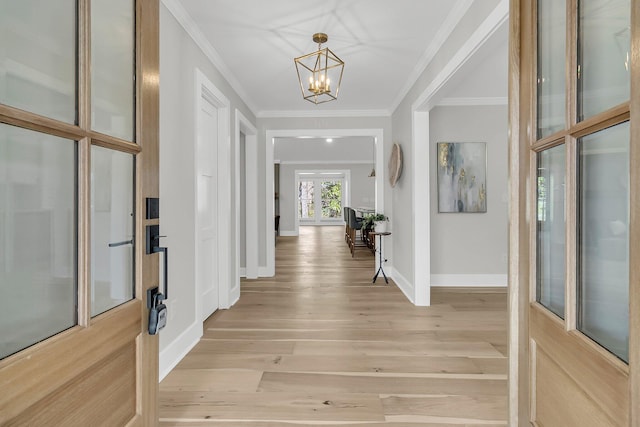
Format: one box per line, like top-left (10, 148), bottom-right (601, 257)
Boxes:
top-left (437, 142), bottom-right (487, 213)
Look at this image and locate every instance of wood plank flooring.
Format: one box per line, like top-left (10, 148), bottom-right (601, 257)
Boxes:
top-left (159, 225), bottom-right (508, 426)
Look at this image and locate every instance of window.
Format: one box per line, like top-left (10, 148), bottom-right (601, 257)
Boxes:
top-left (296, 172), bottom-right (347, 224)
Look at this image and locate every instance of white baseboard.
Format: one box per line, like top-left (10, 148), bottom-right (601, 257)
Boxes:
top-left (258, 266), bottom-right (274, 277)
top-left (159, 321), bottom-right (202, 381)
top-left (430, 274), bottom-right (508, 287)
top-left (239, 267), bottom-right (246, 277)
top-left (279, 230), bottom-right (298, 237)
top-left (388, 267), bottom-right (415, 304)
top-left (228, 285), bottom-right (240, 308)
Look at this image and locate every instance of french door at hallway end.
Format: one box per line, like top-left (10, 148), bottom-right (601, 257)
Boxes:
top-left (511, 0), bottom-right (639, 425)
top-left (297, 173), bottom-right (345, 225)
top-left (0, 0), bottom-right (160, 425)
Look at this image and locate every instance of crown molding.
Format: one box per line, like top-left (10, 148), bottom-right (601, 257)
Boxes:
top-left (161, 0), bottom-right (258, 116)
top-left (389, 0), bottom-right (474, 113)
top-left (412, 0), bottom-right (509, 111)
top-left (277, 160), bottom-right (371, 165)
top-left (437, 96), bottom-right (508, 106)
top-left (257, 109), bottom-right (391, 119)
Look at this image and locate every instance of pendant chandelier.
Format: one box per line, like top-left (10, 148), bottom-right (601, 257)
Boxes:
top-left (294, 33), bottom-right (345, 105)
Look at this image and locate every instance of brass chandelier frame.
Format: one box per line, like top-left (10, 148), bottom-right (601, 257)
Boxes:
top-left (294, 33), bottom-right (345, 104)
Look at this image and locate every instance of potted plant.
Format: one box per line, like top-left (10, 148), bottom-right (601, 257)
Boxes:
top-left (371, 213), bottom-right (388, 232)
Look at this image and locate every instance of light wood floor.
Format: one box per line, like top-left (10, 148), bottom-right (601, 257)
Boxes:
top-left (159, 225), bottom-right (508, 426)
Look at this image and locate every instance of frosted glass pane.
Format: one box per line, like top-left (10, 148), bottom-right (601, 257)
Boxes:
top-left (578, 122), bottom-right (629, 362)
top-left (537, 0), bottom-right (566, 139)
top-left (0, 0), bottom-right (77, 123)
top-left (0, 124), bottom-right (76, 359)
top-left (91, 0), bottom-right (135, 141)
top-left (91, 146), bottom-right (134, 317)
top-left (536, 145), bottom-right (565, 318)
top-left (578, 0), bottom-right (630, 120)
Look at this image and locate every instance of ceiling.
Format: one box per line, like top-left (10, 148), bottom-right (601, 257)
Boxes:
top-left (164, 0), bottom-right (508, 116)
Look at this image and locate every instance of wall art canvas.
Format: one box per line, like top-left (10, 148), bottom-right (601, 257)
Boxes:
top-left (437, 142), bottom-right (487, 213)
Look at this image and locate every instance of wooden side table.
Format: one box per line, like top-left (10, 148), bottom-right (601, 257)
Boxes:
top-left (370, 231), bottom-right (391, 284)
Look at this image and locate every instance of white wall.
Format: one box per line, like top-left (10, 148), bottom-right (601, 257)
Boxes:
top-left (279, 163), bottom-right (375, 234)
top-left (256, 116), bottom-right (393, 269)
top-left (158, 4), bottom-right (256, 379)
top-left (429, 105), bottom-right (508, 285)
top-left (390, 0), bottom-right (506, 303)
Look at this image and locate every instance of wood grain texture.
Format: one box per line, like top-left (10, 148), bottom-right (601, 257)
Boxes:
top-left (136, 0), bottom-right (160, 424)
top-left (508, 0), bottom-right (530, 424)
top-left (160, 226), bottom-right (507, 425)
top-left (629, 1), bottom-right (640, 424)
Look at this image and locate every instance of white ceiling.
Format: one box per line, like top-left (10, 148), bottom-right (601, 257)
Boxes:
top-left (165, 0), bottom-right (508, 116)
top-left (275, 136), bottom-right (375, 163)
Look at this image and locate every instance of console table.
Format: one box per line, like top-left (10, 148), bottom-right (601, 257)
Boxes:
top-left (370, 231), bottom-right (391, 284)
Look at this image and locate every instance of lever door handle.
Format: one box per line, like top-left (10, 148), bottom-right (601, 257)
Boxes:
top-left (108, 239), bottom-right (133, 248)
top-left (146, 225), bottom-right (169, 299)
top-left (153, 245), bottom-right (168, 299)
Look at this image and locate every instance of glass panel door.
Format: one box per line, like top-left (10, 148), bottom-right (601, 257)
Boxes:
top-left (0, 0), bottom-right (77, 123)
top-left (91, 0), bottom-right (135, 141)
top-left (298, 175), bottom-right (345, 224)
top-left (537, 0), bottom-right (566, 139)
top-left (320, 180), bottom-right (342, 219)
top-left (577, 122), bottom-right (629, 362)
top-left (577, 0), bottom-right (630, 120)
top-left (536, 144), bottom-right (566, 318)
top-left (0, 123), bottom-right (76, 359)
top-left (90, 145), bottom-right (134, 317)
top-left (298, 180), bottom-right (315, 221)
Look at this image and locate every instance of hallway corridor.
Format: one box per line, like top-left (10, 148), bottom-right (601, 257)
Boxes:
top-left (159, 226), bottom-right (508, 426)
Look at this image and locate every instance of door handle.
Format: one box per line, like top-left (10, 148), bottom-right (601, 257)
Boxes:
top-left (153, 245), bottom-right (169, 299)
top-left (146, 225), bottom-right (168, 335)
top-left (145, 225), bottom-right (168, 299)
top-left (108, 239), bottom-right (133, 248)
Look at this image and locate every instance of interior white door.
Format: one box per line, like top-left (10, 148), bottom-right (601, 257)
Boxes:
top-left (197, 97), bottom-right (219, 321)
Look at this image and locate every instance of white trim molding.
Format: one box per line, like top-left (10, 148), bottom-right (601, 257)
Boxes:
top-left (159, 320), bottom-right (201, 381)
top-left (235, 109), bottom-right (259, 282)
top-left (411, 0), bottom-right (509, 112)
top-left (278, 160), bottom-right (372, 165)
top-left (161, 0), bottom-right (257, 115)
top-left (431, 274), bottom-right (508, 287)
top-left (390, 0), bottom-right (475, 112)
top-left (194, 69), bottom-right (233, 313)
top-left (437, 96), bottom-right (508, 106)
top-left (257, 109), bottom-right (391, 119)
top-left (265, 129), bottom-right (385, 278)
top-left (388, 267), bottom-right (415, 305)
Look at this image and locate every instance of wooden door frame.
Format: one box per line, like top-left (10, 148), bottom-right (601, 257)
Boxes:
top-left (0, 0), bottom-right (159, 424)
top-left (508, 1), bottom-right (530, 424)
top-left (138, 0), bottom-right (161, 423)
top-left (508, 0), bottom-right (640, 424)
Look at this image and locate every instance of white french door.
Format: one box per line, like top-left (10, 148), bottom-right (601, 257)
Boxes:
top-left (296, 172), bottom-right (346, 225)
